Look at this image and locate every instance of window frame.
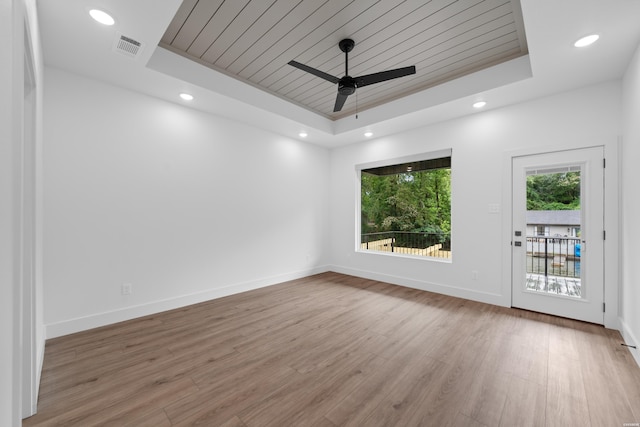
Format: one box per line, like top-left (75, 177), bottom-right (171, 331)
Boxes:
top-left (355, 148), bottom-right (453, 262)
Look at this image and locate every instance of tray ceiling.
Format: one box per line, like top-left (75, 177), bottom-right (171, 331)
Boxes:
top-left (160, 0), bottom-right (528, 120)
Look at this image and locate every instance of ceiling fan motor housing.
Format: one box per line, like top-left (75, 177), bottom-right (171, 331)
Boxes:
top-left (338, 77), bottom-right (356, 95)
top-left (339, 38), bottom-right (355, 53)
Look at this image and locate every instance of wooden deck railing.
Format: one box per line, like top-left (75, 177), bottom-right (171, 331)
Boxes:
top-left (361, 231), bottom-right (451, 258)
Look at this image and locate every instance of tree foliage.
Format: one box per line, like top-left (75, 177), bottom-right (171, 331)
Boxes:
top-left (361, 168), bottom-right (451, 236)
top-left (526, 172), bottom-right (580, 210)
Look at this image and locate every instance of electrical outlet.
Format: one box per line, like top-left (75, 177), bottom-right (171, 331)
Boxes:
top-left (121, 283), bottom-right (133, 295)
top-left (472, 270), bottom-right (478, 280)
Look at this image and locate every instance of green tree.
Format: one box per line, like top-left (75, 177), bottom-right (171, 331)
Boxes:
top-left (361, 168), bottom-right (451, 235)
top-left (527, 172), bottom-right (580, 210)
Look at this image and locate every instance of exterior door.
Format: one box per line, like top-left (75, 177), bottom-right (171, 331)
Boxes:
top-left (512, 147), bottom-right (604, 324)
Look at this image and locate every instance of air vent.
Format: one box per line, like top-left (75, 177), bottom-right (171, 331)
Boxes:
top-left (113, 33), bottom-right (144, 59)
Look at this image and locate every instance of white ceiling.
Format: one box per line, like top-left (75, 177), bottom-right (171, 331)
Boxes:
top-left (38, 0), bottom-right (640, 147)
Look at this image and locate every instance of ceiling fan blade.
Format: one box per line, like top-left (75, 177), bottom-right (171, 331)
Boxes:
top-left (355, 65), bottom-right (416, 88)
top-left (333, 92), bottom-right (349, 112)
top-left (288, 60), bottom-right (340, 84)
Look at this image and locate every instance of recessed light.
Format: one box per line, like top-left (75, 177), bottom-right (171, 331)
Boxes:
top-left (364, 131), bottom-right (373, 138)
top-left (473, 101), bottom-right (487, 109)
top-left (574, 34), bottom-right (599, 48)
top-left (179, 93), bottom-right (194, 101)
top-left (299, 132), bottom-right (308, 138)
top-left (89, 9), bottom-right (115, 26)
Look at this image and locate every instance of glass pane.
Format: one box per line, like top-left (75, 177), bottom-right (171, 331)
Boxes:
top-left (360, 165), bottom-right (451, 259)
top-left (524, 169), bottom-right (582, 298)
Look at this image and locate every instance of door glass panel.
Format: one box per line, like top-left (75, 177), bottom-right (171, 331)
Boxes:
top-left (525, 167), bottom-right (582, 298)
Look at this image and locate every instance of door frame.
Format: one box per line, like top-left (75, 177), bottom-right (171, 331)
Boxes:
top-left (511, 148), bottom-right (604, 324)
top-left (22, 16), bottom-right (36, 418)
top-left (501, 141), bottom-right (620, 329)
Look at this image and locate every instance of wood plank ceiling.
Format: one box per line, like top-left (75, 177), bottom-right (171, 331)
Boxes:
top-left (160, 0), bottom-right (528, 120)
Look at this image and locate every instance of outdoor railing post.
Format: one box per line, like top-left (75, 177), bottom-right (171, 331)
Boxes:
top-left (391, 232), bottom-right (394, 252)
top-left (544, 237), bottom-right (548, 278)
top-left (563, 238), bottom-right (567, 276)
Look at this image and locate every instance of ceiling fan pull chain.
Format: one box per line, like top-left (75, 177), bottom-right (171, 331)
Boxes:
top-left (355, 87), bottom-right (358, 119)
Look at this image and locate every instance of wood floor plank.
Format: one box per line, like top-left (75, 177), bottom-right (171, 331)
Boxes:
top-left (454, 411), bottom-right (489, 427)
top-left (24, 272), bottom-right (640, 426)
top-left (167, 364), bottom-right (299, 426)
top-left (324, 332), bottom-right (442, 426)
top-left (218, 416), bottom-right (249, 427)
top-left (266, 353), bottom-right (385, 427)
top-left (353, 355), bottom-right (451, 427)
top-left (499, 374), bottom-right (546, 427)
top-left (123, 409), bottom-right (173, 427)
top-left (67, 377), bottom-right (198, 426)
top-left (610, 349), bottom-right (640, 422)
top-left (575, 328), bottom-right (638, 426)
top-left (310, 416), bottom-right (338, 427)
top-left (37, 346), bottom-right (175, 409)
top-left (459, 348), bottom-right (511, 425)
top-left (495, 332), bottom-right (548, 386)
top-left (238, 351), bottom-right (382, 427)
top-left (25, 375), bottom-right (198, 426)
top-left (404, 335), bottom-right (493, 426)
top-left (545, 352), bottom-right (591, 426)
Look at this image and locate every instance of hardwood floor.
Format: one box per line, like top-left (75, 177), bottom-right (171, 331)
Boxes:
top-left (25, 272), bottom-right (640, 426)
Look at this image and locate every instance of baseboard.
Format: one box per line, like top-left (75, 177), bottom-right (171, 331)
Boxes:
top-left (619, 317), bottom-right (640, 368)
top-left (328, 265), bottom-right (507, 307)
top-left (46, 265), bottom-right (330, 339)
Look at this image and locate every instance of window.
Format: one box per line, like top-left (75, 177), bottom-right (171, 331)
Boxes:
top-left (359, 150), bottom-right (451, 259)
top-left (535, 225), bottom-right (549, 236)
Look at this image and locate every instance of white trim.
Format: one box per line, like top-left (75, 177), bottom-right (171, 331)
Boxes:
top-left (503, 140), bottom-right (620, 329)
top-left (355, 148), bottom-right (452, 172)
top-left (604, 138), bottom-right (621, 329)
top-left (21, 12), bottom-right (39, 417)
top-left (620, 317), bottom-right (640, 368)
top-left (355, 148), bottom-right (453, 259)
top-left (329, 265), bottom-right (506, 307)
top-left (45, 266), bottom-right (330, 339)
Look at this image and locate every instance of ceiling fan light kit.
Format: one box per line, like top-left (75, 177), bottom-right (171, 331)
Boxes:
top-left (288, 39), bottom-right (416, 112)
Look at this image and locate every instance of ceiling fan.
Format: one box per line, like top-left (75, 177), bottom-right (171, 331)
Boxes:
top-left (288, 38), bottom-right (416, 112)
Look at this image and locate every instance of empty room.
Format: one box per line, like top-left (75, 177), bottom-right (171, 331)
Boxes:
top-left (3, 0), bottom-right (640, 425)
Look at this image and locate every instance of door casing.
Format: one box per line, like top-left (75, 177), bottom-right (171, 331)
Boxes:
top-left (501, 142), bottom-right (620, 329)
top-left (511, 147), bottom-right (604, 324)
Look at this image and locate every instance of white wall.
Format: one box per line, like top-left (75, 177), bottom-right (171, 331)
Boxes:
top-left (329, 81), bottom-right (621, 322)
top-left (621, 42), bottom-right (640, 365)
top-left (43, 68), bottom-right (330, 337)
